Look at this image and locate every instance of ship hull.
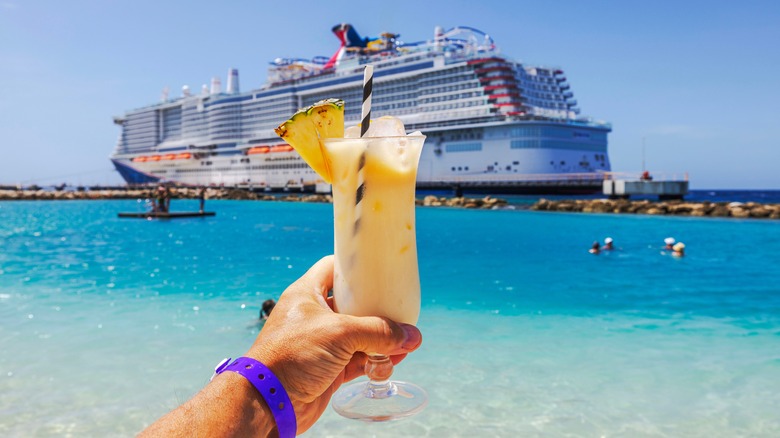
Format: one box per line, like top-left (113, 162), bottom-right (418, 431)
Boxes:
top-left (112, 119), bottom-right (609, 193)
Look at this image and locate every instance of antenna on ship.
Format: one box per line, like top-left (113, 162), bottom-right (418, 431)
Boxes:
top-left (210, 76), bottom-right (221, 94)
top-left (434, 25), bottom-right (444, 49)
top-left (160, 86), bottom-right (169, 102)
top-left (226, 68), bottom-right (239, 94)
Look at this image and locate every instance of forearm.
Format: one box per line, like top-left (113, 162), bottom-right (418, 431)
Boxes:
top-left (139, 371), bottom-right (277, 438)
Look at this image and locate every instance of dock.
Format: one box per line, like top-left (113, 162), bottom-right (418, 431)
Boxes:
top-left (603, 172), bottom-right (689, 200)
top-left (118, 211), bottom-right (215, 219)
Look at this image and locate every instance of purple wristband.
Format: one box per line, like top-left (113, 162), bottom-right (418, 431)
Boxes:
top-left (215, 357), bottom-right (297, 438)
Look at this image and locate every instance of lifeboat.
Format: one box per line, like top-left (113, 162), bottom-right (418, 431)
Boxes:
top-left (162, 154), bottom-right (176, 161)
top-left (247, 146), bottom-right (271, 155)
top-left (175, 152), bottom-right (192, 159)
top-left (149, 155), bottom-right (162, 161)
top-left (269, 145), bottom-right (294, 153)
top-left (132, 156), bottom-right (148, 162)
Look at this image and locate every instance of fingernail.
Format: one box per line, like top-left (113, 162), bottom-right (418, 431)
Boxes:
top-left (400, 323), bottom-right (422, 351)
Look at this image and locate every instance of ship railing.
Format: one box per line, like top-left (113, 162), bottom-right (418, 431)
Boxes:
top-left (439, 172), bottom-right (608, 183)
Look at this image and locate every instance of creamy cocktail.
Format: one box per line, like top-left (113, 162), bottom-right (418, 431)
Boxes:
top-left (323, 135), bottom-right (424, 325)
top-left (276, 100), bottom-right (428, 421)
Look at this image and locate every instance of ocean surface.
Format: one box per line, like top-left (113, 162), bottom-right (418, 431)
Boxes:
top-left (1, 199), bottom-right (779, 437)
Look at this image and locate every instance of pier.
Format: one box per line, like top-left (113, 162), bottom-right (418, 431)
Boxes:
top-left (602, 172), bottom-right (689, 200)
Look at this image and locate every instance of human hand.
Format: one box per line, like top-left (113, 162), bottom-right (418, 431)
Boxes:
top-left (246, 255), bottom-right (423, 434)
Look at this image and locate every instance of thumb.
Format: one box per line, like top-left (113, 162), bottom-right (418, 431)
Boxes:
top-left (340, 316), bottom-right (422, 356)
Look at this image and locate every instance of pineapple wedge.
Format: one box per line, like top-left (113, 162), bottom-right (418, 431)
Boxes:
top-left (274, 98), bottom-right (344, 183)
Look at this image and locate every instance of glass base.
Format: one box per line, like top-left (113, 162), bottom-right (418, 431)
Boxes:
top-left (332, 379), bottom-right (428, 422)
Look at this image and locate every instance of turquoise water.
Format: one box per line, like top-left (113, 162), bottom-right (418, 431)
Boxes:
top-left (1, 200), bottom-right (779, 436)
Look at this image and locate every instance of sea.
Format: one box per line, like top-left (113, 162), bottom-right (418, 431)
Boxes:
top-left (1, 197), bottom-right (779, 437)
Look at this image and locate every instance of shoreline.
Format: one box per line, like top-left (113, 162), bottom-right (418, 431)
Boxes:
top-left (0, 188), bottom-right (508, 210)
top-left (532, 198), bottom-right (780, 219)
top-left (4, 188), bottom-right (780, 218)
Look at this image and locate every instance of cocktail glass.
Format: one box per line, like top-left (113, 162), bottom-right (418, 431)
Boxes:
top-left (324, 134), bottom-right (428, 421)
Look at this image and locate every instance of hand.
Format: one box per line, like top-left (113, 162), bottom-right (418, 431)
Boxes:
top-left (246, 255), bottom-right (423, 434)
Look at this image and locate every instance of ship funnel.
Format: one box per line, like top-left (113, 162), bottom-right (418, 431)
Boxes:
top-left (210, 76), bottom-right (222, 95)
top-left (182, 85), bottom-right (191, 97)
top-left (226, 68), bottom-right (239, 94)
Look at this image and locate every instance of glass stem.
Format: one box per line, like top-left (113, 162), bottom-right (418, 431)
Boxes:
top-left (365, 354), bottom-right (397, 398)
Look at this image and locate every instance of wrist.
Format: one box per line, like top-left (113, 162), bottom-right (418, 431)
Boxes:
top-left (209, 371), bottom-right (279, 438)
top-left (214, 357), bottom-right (296, 438)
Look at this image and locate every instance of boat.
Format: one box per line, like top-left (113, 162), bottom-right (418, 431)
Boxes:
top-left (110, 24), bottom-right (611, 194)
top-left (118, 211), bottom-right (215, 219)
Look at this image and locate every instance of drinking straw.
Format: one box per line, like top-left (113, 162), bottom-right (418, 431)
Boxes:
top-left (355, 65), bottom-right (372, 230)
top-left (360, 65), bottom-right (373, 137)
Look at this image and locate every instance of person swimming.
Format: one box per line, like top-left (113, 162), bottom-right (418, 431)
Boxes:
top-left (672, 242), bottom-right (685, 257)
top-left (260, 299), bottom-right (276, 320)
top-left (589, 241), bottom-right (601, 254)
top-left (603, 237), bottom-right (614, 251)
top-left (664, 237), bottom-right (676, 251)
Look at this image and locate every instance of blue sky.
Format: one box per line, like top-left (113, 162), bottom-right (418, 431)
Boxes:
top-left (1, 0), bottom-right (778, 189)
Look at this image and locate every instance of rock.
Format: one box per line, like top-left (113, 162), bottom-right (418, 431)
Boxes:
top-left (446, 197), bottom-right (465, 207)
top-left (749, 207), bottom-right (771, 218)
top-left (710, 206), bottom-right (731, 217)
top-left (422, 195), bottom-right (438, 206)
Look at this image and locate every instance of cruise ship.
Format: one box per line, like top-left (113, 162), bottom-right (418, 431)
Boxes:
top-left (110, 24), bottom-right (611, 193)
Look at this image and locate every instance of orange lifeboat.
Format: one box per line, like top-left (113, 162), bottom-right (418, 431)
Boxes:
top-left (175, 152), bottom-right (192, 159)
top-left (149, 155), bottom-right (162, 161)
top-left (132, 156), bottom-right (148, 162)
top-left (162, 154), bottom-right (176, 161)
top-left (247, 146), bottom-right (271, 155)
top-left (269, 144), bottom-right (294, 153)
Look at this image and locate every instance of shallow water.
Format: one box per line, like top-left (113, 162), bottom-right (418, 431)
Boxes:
top-left (1, 200), bottom-right (779, 436)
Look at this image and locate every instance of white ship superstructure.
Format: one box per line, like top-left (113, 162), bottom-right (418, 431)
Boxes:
top-left (111, 24), bottom-right (611, 193)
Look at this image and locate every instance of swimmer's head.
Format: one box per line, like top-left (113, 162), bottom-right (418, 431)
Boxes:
top-left (665, 237), bottom-right (675, 245)
top-left (260, 299), bottom-right (276, 319)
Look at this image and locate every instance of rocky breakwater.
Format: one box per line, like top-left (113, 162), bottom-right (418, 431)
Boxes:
top-left (532, 198), bottom-right (780, 219)
top-left (0, 187), bottom-right (334, 202)
top-left (0, 187), bottom-right (507, 209)
top-left (0, 188), bottom-right (149, 200)
top-left (418, 195), bottom-right (508, 209)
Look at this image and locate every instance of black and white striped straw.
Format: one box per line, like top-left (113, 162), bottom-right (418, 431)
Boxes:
top-left (360, 65), bottom-right (373, 137)
top-left (355, 65), bottom-right (372, 233)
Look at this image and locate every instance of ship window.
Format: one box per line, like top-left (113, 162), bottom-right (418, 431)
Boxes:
top-left (451, 167), bottom-right (455, 171)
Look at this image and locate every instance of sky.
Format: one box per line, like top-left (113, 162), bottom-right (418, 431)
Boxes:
top-left (1, 0), bottom-right (778, 189)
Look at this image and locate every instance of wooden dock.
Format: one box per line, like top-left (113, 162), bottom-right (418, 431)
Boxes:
top-left (118, 211), bottom-right (215, 219)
